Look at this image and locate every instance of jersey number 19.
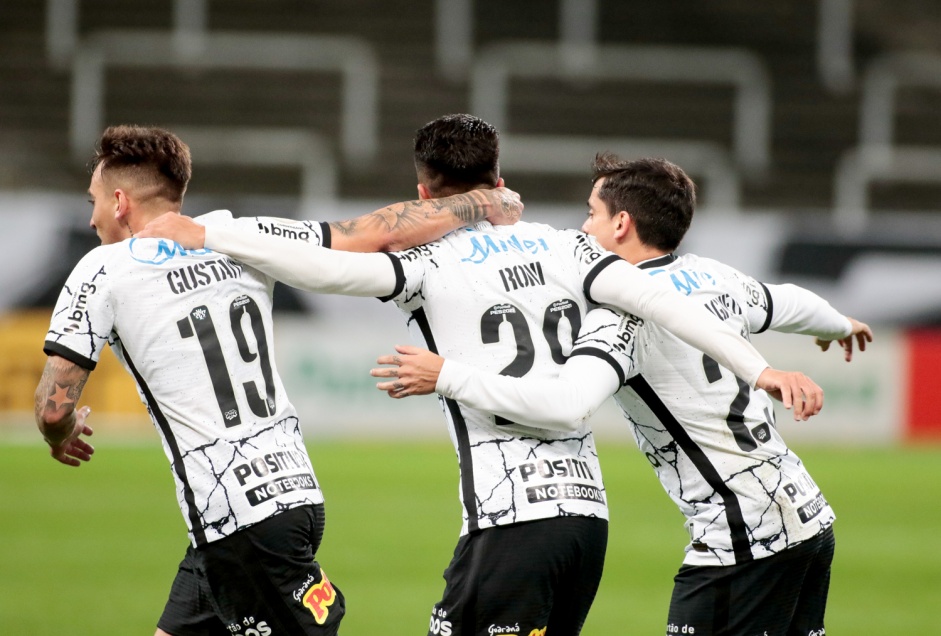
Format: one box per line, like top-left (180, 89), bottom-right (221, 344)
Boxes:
top-left (177, 295), bottom-right (276, 427)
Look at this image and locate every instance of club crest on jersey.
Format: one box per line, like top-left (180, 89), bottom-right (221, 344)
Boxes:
top-left (128, 237), bottom-right (212, 265)
top-left (302, 570), bottom-right (336, 624)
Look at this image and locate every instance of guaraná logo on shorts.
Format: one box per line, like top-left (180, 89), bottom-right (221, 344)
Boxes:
top-left (302, 570), bottom-right (336, 624)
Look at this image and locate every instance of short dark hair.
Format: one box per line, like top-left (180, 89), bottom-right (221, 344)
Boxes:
top-left (591, 153), bottom-right (696, 252)
top-left (413, 114), bottom-right (500, 197)
top-left (92, 125), bottom-right (192, 204)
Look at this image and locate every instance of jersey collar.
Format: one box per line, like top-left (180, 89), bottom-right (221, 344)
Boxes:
top-left (636, 253), bottom-right (677, 270)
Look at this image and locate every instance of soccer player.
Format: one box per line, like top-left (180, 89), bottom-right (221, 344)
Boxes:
top-left (372, 154), bottom-right (874, 635)
top-left (138, 115), bottom-right (822, 636)
top-left (33, 124), bottom-right (523, 636)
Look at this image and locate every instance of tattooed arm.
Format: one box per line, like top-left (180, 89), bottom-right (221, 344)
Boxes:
top-left (34, 355), bottom-right (95, 467)
top-left (137, 188), bottom-right (523, 252)
top-left (329, 187), bottom-right (523, 253)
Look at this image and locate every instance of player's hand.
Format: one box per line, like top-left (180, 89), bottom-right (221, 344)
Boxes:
top-left (47, 406), bottom-right (95, 467)
top-left (135, 212), bottom-right (206, 249)
top-left (371, 345), bottom-right (445, 399)
top-left (755, 369), bottom-right (823, 421)
top-left (486, 187), bottom-right (523, 226)
top-left (815, 317), bottom-right (873, 362)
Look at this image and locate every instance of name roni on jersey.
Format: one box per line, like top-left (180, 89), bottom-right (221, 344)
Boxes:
top-left (499, 261), bottom-right (545, 292)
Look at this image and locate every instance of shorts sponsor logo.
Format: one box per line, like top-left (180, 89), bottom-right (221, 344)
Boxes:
top-left (525, 482), bottom-right (605, 504)
top-left (245, 472), bottom-right (318, 507)
top-left (527, 629), bottom-right (547, 636)
top-left (430, 606), bottom-right (452, 635)
top-left (667, 623), bottom-right (697, 633)
top-left (302, 570), bottom-right (336, 624)
top-left (225, 616), bottom-right (271, 635)
top-left (808, 629), bottom-right (826, 636)
top-left (488, 623), bottom-right (521, 634)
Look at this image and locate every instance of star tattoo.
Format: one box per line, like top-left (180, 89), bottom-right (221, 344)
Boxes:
top-left (48, 383), bottom-right (74, 411)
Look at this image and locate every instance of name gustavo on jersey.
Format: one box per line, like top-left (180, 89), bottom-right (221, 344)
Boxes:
top-left (167, 257), bottom-right (243, 294)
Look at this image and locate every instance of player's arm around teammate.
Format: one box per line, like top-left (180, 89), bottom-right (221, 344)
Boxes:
top-left (371, 303), bottom-right (873, 430)
top-left (137, 186), bottom-right (524, 252)
top-left (140, 201), bottom-right (799, 392)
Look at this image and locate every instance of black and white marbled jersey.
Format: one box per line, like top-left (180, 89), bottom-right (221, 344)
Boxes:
top-left (575, 253), bottom-right (835, 566)
top-left (43, 212), bottom-right (328, 546)
top-left (387, 222), bottom-right (616, 535)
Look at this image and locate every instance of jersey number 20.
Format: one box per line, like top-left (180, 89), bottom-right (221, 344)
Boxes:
top-left (480, 298), bottom-right (581, 425)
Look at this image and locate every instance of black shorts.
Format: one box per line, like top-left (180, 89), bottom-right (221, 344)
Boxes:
top-left (157, 504), bottom-right (345, 636)
top-left (428, 516), bottom-right (608, 636)
top-left (666, 526), bottom-right (835, 636)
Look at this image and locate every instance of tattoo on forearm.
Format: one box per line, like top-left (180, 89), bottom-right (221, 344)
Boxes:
top-left (35, 358), bottom-right (90, 442)
top-left (330, 218), bottom-right (359, 237)
top-left (329, 191), bottom-right (493, 240)
top-left (445, 192), bottom-right (489, 224)
top-left (47, 383), bottom-right (74, 411)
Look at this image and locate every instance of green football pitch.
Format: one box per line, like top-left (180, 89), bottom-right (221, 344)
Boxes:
top-left (0, 438), bottom-right (937, 634)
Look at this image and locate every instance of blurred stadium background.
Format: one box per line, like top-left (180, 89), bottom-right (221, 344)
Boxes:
top-left (1, 1), bottom-right (940, 634)
top-left (3, 0), bottom-right (941, 442)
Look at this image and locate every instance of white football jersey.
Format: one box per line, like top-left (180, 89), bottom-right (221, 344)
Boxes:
top-left (43, 211), bottom-right (329, 547)
top-left (573, 253), bottom-right (835, 566)
top-left (387, 221), bottom-right (620, 535)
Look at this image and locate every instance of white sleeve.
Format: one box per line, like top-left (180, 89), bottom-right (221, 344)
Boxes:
top-left (435, 355), bottom-right (620, 432)
top-left (587, 259), bottom-right (769, 387)
top-left (765, 283), bottom-right (852, 340)
top-left (204, 225), bottom-right (398, 297)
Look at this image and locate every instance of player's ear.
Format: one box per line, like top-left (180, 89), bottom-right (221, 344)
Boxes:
top-left (496, 177), bottom-right (505, 188)
top-left (417, 183), bottom-right (432, 200)
top-left (114, 189), bottom-right (130, 221)
top-left (614, 210), bottom-right (631, 240)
